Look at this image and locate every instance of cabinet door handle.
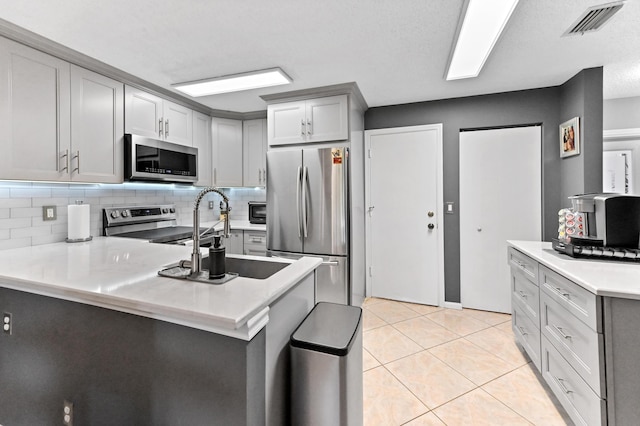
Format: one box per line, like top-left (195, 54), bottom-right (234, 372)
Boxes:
top-left (258, 169), bottom-right (262, 184)
top-left (165, 119), bottom-right (169, 137)
top-left (59, 149), bottom-right (69, 173)
top-left (263, 168), bottom-right (267, 184)
top-left (72, 151), bottom-right (80, 174)
top-left (159, 118), bottom-right (164, 138)
top-left (517, 326), bottom-right (528, 336)
top-left (301, 119), bottom-right (305, 136)
top-left (553, 324), bottom-right (572, 340)
top-left (555, 287), bottom-right (571, 298)
top-left (518, 290), bottom-right (527, 299)
top-left (307, 118), bottom-right (312, 135)
top-left (556, 377), bottom-right (573, 394)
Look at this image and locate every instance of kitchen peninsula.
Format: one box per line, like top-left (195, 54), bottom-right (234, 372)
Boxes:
top-left (0, 237), bottom-right (321, 425)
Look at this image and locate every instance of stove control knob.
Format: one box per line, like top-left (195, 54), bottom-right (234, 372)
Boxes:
top-left (121, 210), bottom-right (129, 218)
top-left (162, 208), bottom-right (169, 214)
top-left (110, 210), bottom-right (120, 219)
top-left (169, 207), bottom-right (175, 213)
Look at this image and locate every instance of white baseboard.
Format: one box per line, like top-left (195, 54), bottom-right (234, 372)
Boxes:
top-left (443, 301), bottom-right (462, 310)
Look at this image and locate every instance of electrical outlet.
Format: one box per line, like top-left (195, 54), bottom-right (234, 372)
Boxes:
top-left (42, 205), bottom-right (57, 221)
top-left (2, 313), bottom-right (11, 335)
top-left (63, 400), bottom-right (73, 426)
top-left (208, 201), bottom-right (214, 209)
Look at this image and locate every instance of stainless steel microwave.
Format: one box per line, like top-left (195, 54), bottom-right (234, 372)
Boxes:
top-left (248, 201), bottom-right (267, 224)
top-left (124, 134), bottom-right (198, 183)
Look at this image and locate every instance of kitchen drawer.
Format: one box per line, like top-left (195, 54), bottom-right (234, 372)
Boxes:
top-left (508, 247), bottom-right (538, 285)
top-left (244, 231), bottom-right (266, 246)
top-left (511, 266), bottom-right (540, 326)
top-left (541, 291), bottom-right (605, 397)
top-left (539, 265), bottom-right (601, 332)
top-left (244, 245), bottom-right (267, 257)
top-left (512, 301), bottom-right (541, 371)
top-left (541, 336), bottom-right (606, 426)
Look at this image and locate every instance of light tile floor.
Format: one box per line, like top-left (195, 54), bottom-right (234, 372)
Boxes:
top-left (361, 297), bottom-right (573, 425)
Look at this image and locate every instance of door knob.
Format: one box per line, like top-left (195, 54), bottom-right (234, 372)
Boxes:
top-left (428, 223), bottom-right (435, 230)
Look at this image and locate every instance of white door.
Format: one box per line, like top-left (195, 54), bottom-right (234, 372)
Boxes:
top-left (124, 86), bottom-right (163, 139)
top-left (243, 118), bottom-right (267, 187)
top-left (193, 111), bottom-right (212, 187)
top-left (460, 126), bottom-right (541, 313)
top-left (365, 124), bottom-right (443, 305)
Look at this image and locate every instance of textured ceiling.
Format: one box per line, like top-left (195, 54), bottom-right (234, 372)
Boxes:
top-left (0, 0), bottom-right (639, 113)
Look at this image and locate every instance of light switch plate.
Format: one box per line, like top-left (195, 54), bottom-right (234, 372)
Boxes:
top-left (42, 205), bottom-right (57, 221)
top-left (445, 202), bottom-right (455, 214)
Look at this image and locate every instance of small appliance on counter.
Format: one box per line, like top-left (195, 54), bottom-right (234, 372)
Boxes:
top-left (552, 193), bottom-right (640, 261)
top-left (248, 201), bottom-right (266, 224)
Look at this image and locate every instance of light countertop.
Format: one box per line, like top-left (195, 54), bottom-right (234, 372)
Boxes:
top-left (0, 237), bottom-right (320, 340)
top-left (508, 240), bottom-right (640, 300)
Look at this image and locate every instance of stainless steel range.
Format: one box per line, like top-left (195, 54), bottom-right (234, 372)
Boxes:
top-left (102, 204), bottom-right (218, 247)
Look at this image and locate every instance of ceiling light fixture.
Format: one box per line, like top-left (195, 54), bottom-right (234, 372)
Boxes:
top-left (445, 0), bottom-right (520, 80)
top-left (173, 68), bottom-right (292, 97)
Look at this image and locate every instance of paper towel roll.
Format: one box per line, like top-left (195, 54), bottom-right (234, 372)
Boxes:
top-left (68, 203), bottom-right (91, 241)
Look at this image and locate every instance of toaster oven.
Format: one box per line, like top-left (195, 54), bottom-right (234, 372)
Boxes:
top-left (248, 201), bottom-right (267, 224)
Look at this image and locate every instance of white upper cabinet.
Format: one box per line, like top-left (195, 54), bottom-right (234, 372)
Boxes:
top-left (0, 38), bottom-right (123, 184)
top-left (243, 119), bottom-right (267, 187)
top-left (193, 111), bottom-right (212, 187)
top-left (125, 85), bottom-right (193, 146)
top-left (267, 95), bottom-right (348, 146)
top-left (70, 65), bottom-right (124, 183)
top-left (212, 117), bottom-right (243, 187)
top-left (0, 37), bottom-right (71, 181)
top-left (163, 100), bottom-right (192, 146)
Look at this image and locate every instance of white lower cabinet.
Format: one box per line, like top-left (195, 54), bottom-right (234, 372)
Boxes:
top-left (244, 230), bottom-right (267, 256)
top-left (509, 247), bottom-right (606, 426)
top-left (224, 230), bottom-right (244, 255)
top-left (541, 336), bottom-right (606, 426)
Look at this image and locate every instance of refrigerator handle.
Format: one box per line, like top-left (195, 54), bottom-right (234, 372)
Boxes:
top-left (302, 166), bottom-right (309, 238)
top-left (296, 166), bottom-right (302, 238)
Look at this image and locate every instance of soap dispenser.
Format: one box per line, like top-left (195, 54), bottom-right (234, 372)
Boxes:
top-left (208, 235), bottom-right (226, 279)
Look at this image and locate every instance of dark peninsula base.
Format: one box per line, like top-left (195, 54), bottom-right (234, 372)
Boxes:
top-left (0, 287), bottom-right (266, 426)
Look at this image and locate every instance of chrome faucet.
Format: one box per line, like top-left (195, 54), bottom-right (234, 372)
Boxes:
top-left (191, 187), bottom-right (230, 276)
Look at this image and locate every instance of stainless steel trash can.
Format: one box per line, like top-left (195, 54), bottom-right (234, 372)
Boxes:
top-left (290, 302), bottom-right (363, 426)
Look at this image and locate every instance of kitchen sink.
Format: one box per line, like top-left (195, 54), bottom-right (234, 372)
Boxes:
top-left (159, 256), bottom-right (290, 284)
top-left (210, 256), bottom-right (289, 280)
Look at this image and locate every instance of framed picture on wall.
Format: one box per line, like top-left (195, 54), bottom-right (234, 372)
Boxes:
top-left (560, 117), bottom-right (580, 158)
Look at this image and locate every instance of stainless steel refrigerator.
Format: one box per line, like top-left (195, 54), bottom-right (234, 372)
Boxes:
top-left (267, 147), bottom-right (350, 305)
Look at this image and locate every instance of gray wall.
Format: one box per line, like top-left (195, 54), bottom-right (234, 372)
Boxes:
top-left (559, 68), bottom-right (604, 203)
top-left (365, 68), bottom-right (603, 304)
top-left (604, 96), bottom-right (640, 130)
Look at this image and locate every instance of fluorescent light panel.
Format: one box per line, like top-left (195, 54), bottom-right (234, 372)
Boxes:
top-left (446, 0), bottom-right (520, 80)
top-left (173, 68), bottom-right (292, 97)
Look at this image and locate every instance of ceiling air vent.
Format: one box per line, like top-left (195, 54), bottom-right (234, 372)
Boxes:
top-left (563, 1), bottom-right (625, 36)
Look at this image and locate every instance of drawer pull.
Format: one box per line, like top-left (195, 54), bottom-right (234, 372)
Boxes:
top-left (556, 377), bottom-right (573, 394)
top-left (517, 326), bottom-right (528, 336)
top-left (553, 324), bottom-right (572, 340)
top-left (555, 287), bottom-right (571, 298)
top-left (518, 290), bottom-right (528, 299)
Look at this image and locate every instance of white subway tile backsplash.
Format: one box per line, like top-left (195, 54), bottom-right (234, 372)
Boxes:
top-left (11, 225), bottom-right (52, 239)
top-left (10, 188), bottom-right (51, 198)
top-left (0, 218), bottom-right (32, 230)
top-left (0, 238), bottom-right (31, 250)
top-left (0, 198), bottom-right (31, 208)
top-left (10, 207), bottom-right (41, 218)
top-left (0, 183), bottom-right (266, 250)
